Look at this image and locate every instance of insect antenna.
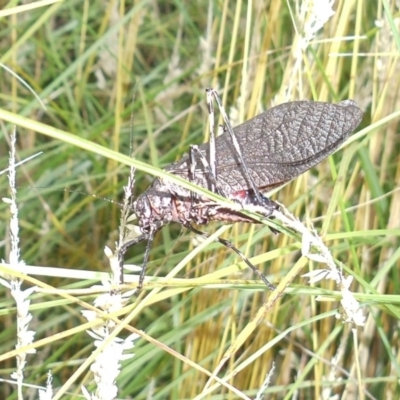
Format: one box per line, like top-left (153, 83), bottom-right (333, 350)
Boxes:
top-left (28, 186), bottom-right (124, 207)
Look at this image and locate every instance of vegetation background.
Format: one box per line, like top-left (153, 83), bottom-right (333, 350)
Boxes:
top-left (0, 0), bottom-right (399, 399)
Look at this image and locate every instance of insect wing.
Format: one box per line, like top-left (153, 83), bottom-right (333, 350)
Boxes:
top-left (166, 100), bottom-right (363, 195)
top-left (206, 100), bottom-right (363, 193)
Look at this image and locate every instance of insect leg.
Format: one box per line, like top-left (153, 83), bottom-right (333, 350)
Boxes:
top-left (190, 141), bottom-right (279, 234)
top-left (206, 88), bottom-right (217, 193)
top-left (188, 144), bottom-right (199, 206)
top-left (190, 144), bottom-right (228, 197)
top-left (188, 144), bottom-right (222, 212)
top-left (183, 222), bottom-right (275, 290)
top-left (206, 88), bottom-right (264, 205)
top-left (186, 89), bottom-right (223, 205)
top-left (119, 231), bottom-right (154, 289)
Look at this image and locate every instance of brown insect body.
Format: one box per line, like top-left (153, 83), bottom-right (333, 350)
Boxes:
top-left (134, 100), bottom-right (363, 235)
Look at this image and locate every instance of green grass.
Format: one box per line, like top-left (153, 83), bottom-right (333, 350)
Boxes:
top-left (1, 0), bottom-right (400, 399)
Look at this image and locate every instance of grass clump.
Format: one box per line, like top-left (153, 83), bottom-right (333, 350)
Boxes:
top-left (0, 1), bottom-right (399, 399)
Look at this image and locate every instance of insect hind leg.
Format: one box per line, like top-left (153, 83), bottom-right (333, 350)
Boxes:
top-left (240, 190), bottom-right (280, 234)
top-left (239, 190), bottom-right (279, 217)
top-left (205, 88), bottom-right (265, 206)
top-left (183, 222), bottom-right (275, 290)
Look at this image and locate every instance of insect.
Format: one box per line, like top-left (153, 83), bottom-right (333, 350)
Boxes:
top-left (121, 89), bottom-right (363, 289)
